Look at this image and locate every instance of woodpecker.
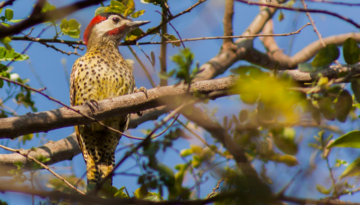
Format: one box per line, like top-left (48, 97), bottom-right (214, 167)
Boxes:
top-left (70, 12), bottom-right (149, 187)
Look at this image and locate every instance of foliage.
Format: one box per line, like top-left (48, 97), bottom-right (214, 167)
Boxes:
top-left (1, 1), bottom-right (360, 205)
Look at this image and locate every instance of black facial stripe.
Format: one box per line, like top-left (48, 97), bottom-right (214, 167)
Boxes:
top-left (99, 12), bottom-right (128, 20)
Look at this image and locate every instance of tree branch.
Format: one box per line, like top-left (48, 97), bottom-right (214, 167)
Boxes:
top-left (235, 0), bottom-right (360, 28)
top-left (246, 33), bottom-right (360, 70)
top-left (0, 0), bottom-right (104, 39)
top-left (194, 0), bottom-right (287, 81)
top-left (0, 76), bottom-right (237, 139)
top-left (223, 0), bottom-right (234, 45)
top-left (0, 107), bottom-right (167, 175)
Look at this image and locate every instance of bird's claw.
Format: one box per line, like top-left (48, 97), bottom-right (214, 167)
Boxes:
top-left (134, 86), bottom-right (148, 98)
top-left (133, 87), bottom-right (147, 116)
top-left (85, 99), bottom-right (99, 114)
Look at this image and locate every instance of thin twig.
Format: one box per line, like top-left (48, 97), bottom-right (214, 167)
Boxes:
top-left (300, 0), bottom-right (342, 67)
top-left (207, 178), bottom-right (224, 199)
top-left (12, 25), bottom-right (310, 46)
top-left (0, 144), bottom-right (85, 195)
top-left (127, 46), bottom-right (156, 87)
top-left (235, 0), bottom-right (360, 28)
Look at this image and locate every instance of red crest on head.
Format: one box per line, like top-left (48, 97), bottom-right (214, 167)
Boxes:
top-left (83, 15), bottom-right (107, 45)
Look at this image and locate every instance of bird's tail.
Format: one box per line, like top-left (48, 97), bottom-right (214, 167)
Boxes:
top-left (86, 154), bottom-right (114, 187)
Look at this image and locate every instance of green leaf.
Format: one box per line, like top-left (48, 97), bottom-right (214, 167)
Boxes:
top-left (94, 7), bottom-right (106, 16)
top-left (351, 79), bottom-right (360, 103)
top-left (157, 163), bottom-right (175, 187)
top-left (335, 90), bottom-right (352, 122)
top-left (180, 149), bottom-right (193, 157)
top-left (272, 128), bottom-right (298, 155)
top-left (134, 185), bottom-right (149, 199)
top-left (68, 19), bottom-right (80, 31)
top-left (340, 157), bottom-right (360, 178)
top-left (0, 79), bottom-right (3, 88)
top-left (114, 186), bottom-right (129, 198)
top-left (132, 10), bottom-right (145, 18)
top-left (299, 61), bottom-right (325, 73)
top-left (278, 10), bottom-right (284, 21)
top-left (190, 144), bottom-right (202, 154)
top-left (192, 155), bottom-right (201, 168)
top-left (163, 33), bottom-right (180, 47)
top-left (318, 97), bottom-right (335, 121)
top-left (327, 131), bottom-right (360, 148)
top-left (5, 8), bottom-right (13, 21)
top-left (21, 133), bottom-right (33, 145)
top-left (312, 44), bottom-right (339, 67)
top-left (0, 48), bottom-right (28, 61)
top-left (316, 184), bottom-right (332, 195)
top-left (8, 19), bottom-right (23, 23)
top-left (343, 37), bottom-right (360, 64)
top-left (60, 19), bottom-right (68, 30)
top-left (0, 36), bottom-right (11, 49)
top-left (272, 155), bottom-right (298, 166)
top-left (151, 51), bottom-right (155, 67)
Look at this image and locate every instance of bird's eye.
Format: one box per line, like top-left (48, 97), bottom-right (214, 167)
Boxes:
top-left (112, 17), bottom-right (120, 23)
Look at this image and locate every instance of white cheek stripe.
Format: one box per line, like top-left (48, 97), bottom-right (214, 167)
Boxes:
top-left (93, 18), bottom-right (129, 36)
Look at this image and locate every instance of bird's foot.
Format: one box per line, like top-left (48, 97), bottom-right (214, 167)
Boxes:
top-left (133, 86), bottom-right (147, 116)
top-left (134, 86), bottom-right (148, 98)
top-left (85, 99), bottom-right (99, 114)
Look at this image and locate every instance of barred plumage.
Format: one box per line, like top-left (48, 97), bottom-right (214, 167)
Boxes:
top-left (70, 12), bottom-right (149, 187)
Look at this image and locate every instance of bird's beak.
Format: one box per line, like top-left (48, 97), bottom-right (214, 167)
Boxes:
top-left (126, 20), bottom-right (151, 28)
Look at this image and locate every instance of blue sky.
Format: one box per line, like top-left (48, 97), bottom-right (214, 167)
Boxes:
top-left (1, 0), bottom-right (360, 204)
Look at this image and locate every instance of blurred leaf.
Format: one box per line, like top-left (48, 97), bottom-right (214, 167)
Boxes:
top-left (151, 51), bottom-right (155, 67)
top-left (0, 47), bottom-right (28, 61)
top-left (192, 155), bottom-right (201, 168)
top-left (272, 128), bottom-right (298, 155)
top-left (239, 110), bottom-right (248, 123)
top-left (272, 155), bottom-right (298, 166)
top-left (126, 27), bottom-right (142, 41)
top-left (5, 8), bottom-right (13, 21)
top-left (278, 10), bottom-right (284, 21)
top-left (132, 10), bottom-right (145, 18)
top-left (351, 79), bottom-right (360, 103)
top-left (0, 36), bottom-right (11, 49)
top-left (157, 163), bottom-right (175, 187)
top-left (180, 149), bottom-right (193, 157)
top-left (318, 97), bottom-right (335, 121)
top-left (327, 131), bottom-right (360, 148)
top-left (21, 133), bottom-right (33, 145)
top-left (343, 37), bottom-right (360, 64)
top-left (335, 90), bottom-right (352, 122)
top-left (95, 7), bottom-right (106, 16)
top-left (114, 186), bottom-right (129, 198)
top-left (312, 44), bottom-right (339, 67)
top-left (298, 62), bottom-right (326, 72)
top-left (60, 19), bottom-right (81, 39)
top-left (164, 33), bottom-right (180, 47)
top-left (317, 76), bottom-right (329, 86)
top-left (134, 185), bottom-right (148, 199)
top-left (68, 19), bottom-right (80, 31)
top-left (340, 157), bottom-right (360, 179)
top-left (190, 144), bottom-right (202, 154)
top-left (316, 184), bottom-right (332, 195)
top-left (41, 2), bottom-right (56, 13)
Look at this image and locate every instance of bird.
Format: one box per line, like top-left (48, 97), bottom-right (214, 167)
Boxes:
top-left (70, 12), bottom-right (149, 188)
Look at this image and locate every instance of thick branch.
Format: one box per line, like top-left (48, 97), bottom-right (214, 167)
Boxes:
top-left (194, 0), bottom-right (287, 81)
top-left (249, 33), bottom-right (360, 70)
top-left (0, 0), bottom-right (104, 39)
top-left (0, 76), bottom-right (237, 139)
top-left (223, 0), bottom-right (234, 45)
top-left (0, 107), bottom-right (167, 174)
